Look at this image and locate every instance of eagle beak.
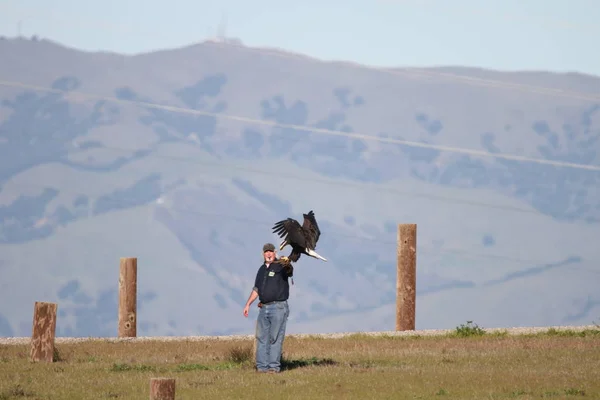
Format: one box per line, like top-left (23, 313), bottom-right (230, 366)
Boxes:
top-left (306, 248), bottom-right (327, 262)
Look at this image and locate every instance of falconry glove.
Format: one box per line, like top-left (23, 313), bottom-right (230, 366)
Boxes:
top-left (283, 263), bottom-right (293, 276)
top-left (278, 260), bottom-right (294, 285)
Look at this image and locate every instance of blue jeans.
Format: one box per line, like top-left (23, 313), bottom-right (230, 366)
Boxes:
top-left (255, 300), bottom-right (289, 372)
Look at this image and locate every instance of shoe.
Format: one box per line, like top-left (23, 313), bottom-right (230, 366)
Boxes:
top-left (267, 369), bottom-right (280, 374)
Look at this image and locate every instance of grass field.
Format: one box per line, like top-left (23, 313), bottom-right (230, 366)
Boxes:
top-left (1, 324), bottom-right (599, 400)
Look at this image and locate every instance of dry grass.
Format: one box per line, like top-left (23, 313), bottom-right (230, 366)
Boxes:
top-left (1, 328), bottom-right (599, 399)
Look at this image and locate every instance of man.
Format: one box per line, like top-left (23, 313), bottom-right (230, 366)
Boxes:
top-left (243, 243), bottom-right (294, 373)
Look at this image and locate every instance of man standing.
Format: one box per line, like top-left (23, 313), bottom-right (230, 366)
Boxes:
top-left (243, 243), bottom-right (293, 373)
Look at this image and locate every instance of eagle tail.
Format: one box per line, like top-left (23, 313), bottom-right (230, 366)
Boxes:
top-left (306, 248), bottom-right (327, 262)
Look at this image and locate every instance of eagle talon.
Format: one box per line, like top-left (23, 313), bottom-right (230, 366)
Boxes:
top-left (279, 256), bottom-right (290, 265)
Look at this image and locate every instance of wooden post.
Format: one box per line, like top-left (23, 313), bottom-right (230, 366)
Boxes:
top-left (118, 257), bottom-right (137, 337)
top-left (396, 224), bottom-right (416, 331)
top-left (150, 378), bottom-right (176, 400)
top-left (30, 301), bottom-right (58, 362)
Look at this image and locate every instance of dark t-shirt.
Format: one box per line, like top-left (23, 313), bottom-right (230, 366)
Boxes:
top-left (253, 261), bottom-right (292, 304)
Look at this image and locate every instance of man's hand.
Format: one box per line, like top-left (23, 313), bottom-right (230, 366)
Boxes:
top-left (243, 304), bottom-right (250, 317)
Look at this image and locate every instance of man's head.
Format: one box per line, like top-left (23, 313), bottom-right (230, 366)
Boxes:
top-left (262, 242), bottom-right (276, 263)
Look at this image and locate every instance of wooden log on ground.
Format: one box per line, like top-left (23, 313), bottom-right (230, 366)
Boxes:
top-left (150, 378), bottom-right (176, 400)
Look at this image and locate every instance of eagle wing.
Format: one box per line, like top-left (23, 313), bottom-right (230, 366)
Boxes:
top-left (272, 218), bottom-right (307, 247)
top-left (301, 210), bottom-right (321, 249)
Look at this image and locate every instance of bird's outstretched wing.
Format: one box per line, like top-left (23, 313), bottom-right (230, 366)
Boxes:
top-left (272, 218), bottom-right (307, 247)
top-left (302, 210), bottom-right (321, 248)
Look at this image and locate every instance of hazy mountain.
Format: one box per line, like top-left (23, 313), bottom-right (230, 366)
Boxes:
top-left (0, 35), bottom-right (599, 338)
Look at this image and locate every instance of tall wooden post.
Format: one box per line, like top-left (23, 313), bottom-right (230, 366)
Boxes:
top-left (118, 257), bottom-right (137, 337)
top-left (150, 378), bottom-right (176, 400)
top-left (396, 224), bottom-right (416, 331)
top-left (30, 301), bottom-right (58, 362)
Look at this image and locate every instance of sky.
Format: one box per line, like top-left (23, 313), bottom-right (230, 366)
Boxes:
top-left (0, 0), bottom-right (599, 76)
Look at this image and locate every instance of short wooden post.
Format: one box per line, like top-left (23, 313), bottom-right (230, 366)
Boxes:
top-left (396, 224), bottom-right (416, 331)
top-left (118, 257), bottom-right (137, 337)
top-left (30, 301), bottom-right (58, 362)
top-left (150, 378), bottom-right (176, 400)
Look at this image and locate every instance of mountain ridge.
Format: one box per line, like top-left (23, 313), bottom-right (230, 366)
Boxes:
top-left (4, 36), bottom-right (600, 87)
top-left (0, 35), bottom-right (599, 338)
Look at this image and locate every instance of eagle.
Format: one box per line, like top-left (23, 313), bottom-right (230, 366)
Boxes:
top-left (272, 210), bottom-right (327, 264)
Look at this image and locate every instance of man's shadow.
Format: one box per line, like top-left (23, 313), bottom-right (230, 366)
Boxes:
top-left (280, 356), bottom-right (338, 371)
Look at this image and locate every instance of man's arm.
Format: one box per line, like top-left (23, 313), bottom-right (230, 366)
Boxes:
top-left (243, 268), bottom-right (262, 317)
top-left (276, 258), bottom-right (294, 277)
top-left (246, 288), bottom-right (258, 306)
top-left (243, 288), bottom-right (258, 317)
top-left (282, 264), bottom-right (293, 277)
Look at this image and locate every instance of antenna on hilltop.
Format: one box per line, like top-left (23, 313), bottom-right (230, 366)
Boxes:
top-left (217, 12), bottom-right (227, 41)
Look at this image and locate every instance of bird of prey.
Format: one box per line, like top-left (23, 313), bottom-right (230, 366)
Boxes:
top-left (272, 210), bottom-right (327, 264)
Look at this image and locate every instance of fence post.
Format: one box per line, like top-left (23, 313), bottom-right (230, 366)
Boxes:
top-left (118, 257), bottom-right (137, 338)
top-left (396, 224), bottom-right (416, 331)
top-left (150, 378), bottom-right (176, 400)
top-left (30, 301), bottom-right (58, 362)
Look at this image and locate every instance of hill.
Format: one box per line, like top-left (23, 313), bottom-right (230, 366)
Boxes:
top-left (0, 36), bottom-right (599, 338)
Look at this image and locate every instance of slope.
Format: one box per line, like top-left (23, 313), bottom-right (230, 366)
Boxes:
top-left (0, 36), bottom-right (599, 337)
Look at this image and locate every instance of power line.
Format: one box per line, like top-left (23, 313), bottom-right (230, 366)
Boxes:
top-left (1, 79), bottom-right (599, 172)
